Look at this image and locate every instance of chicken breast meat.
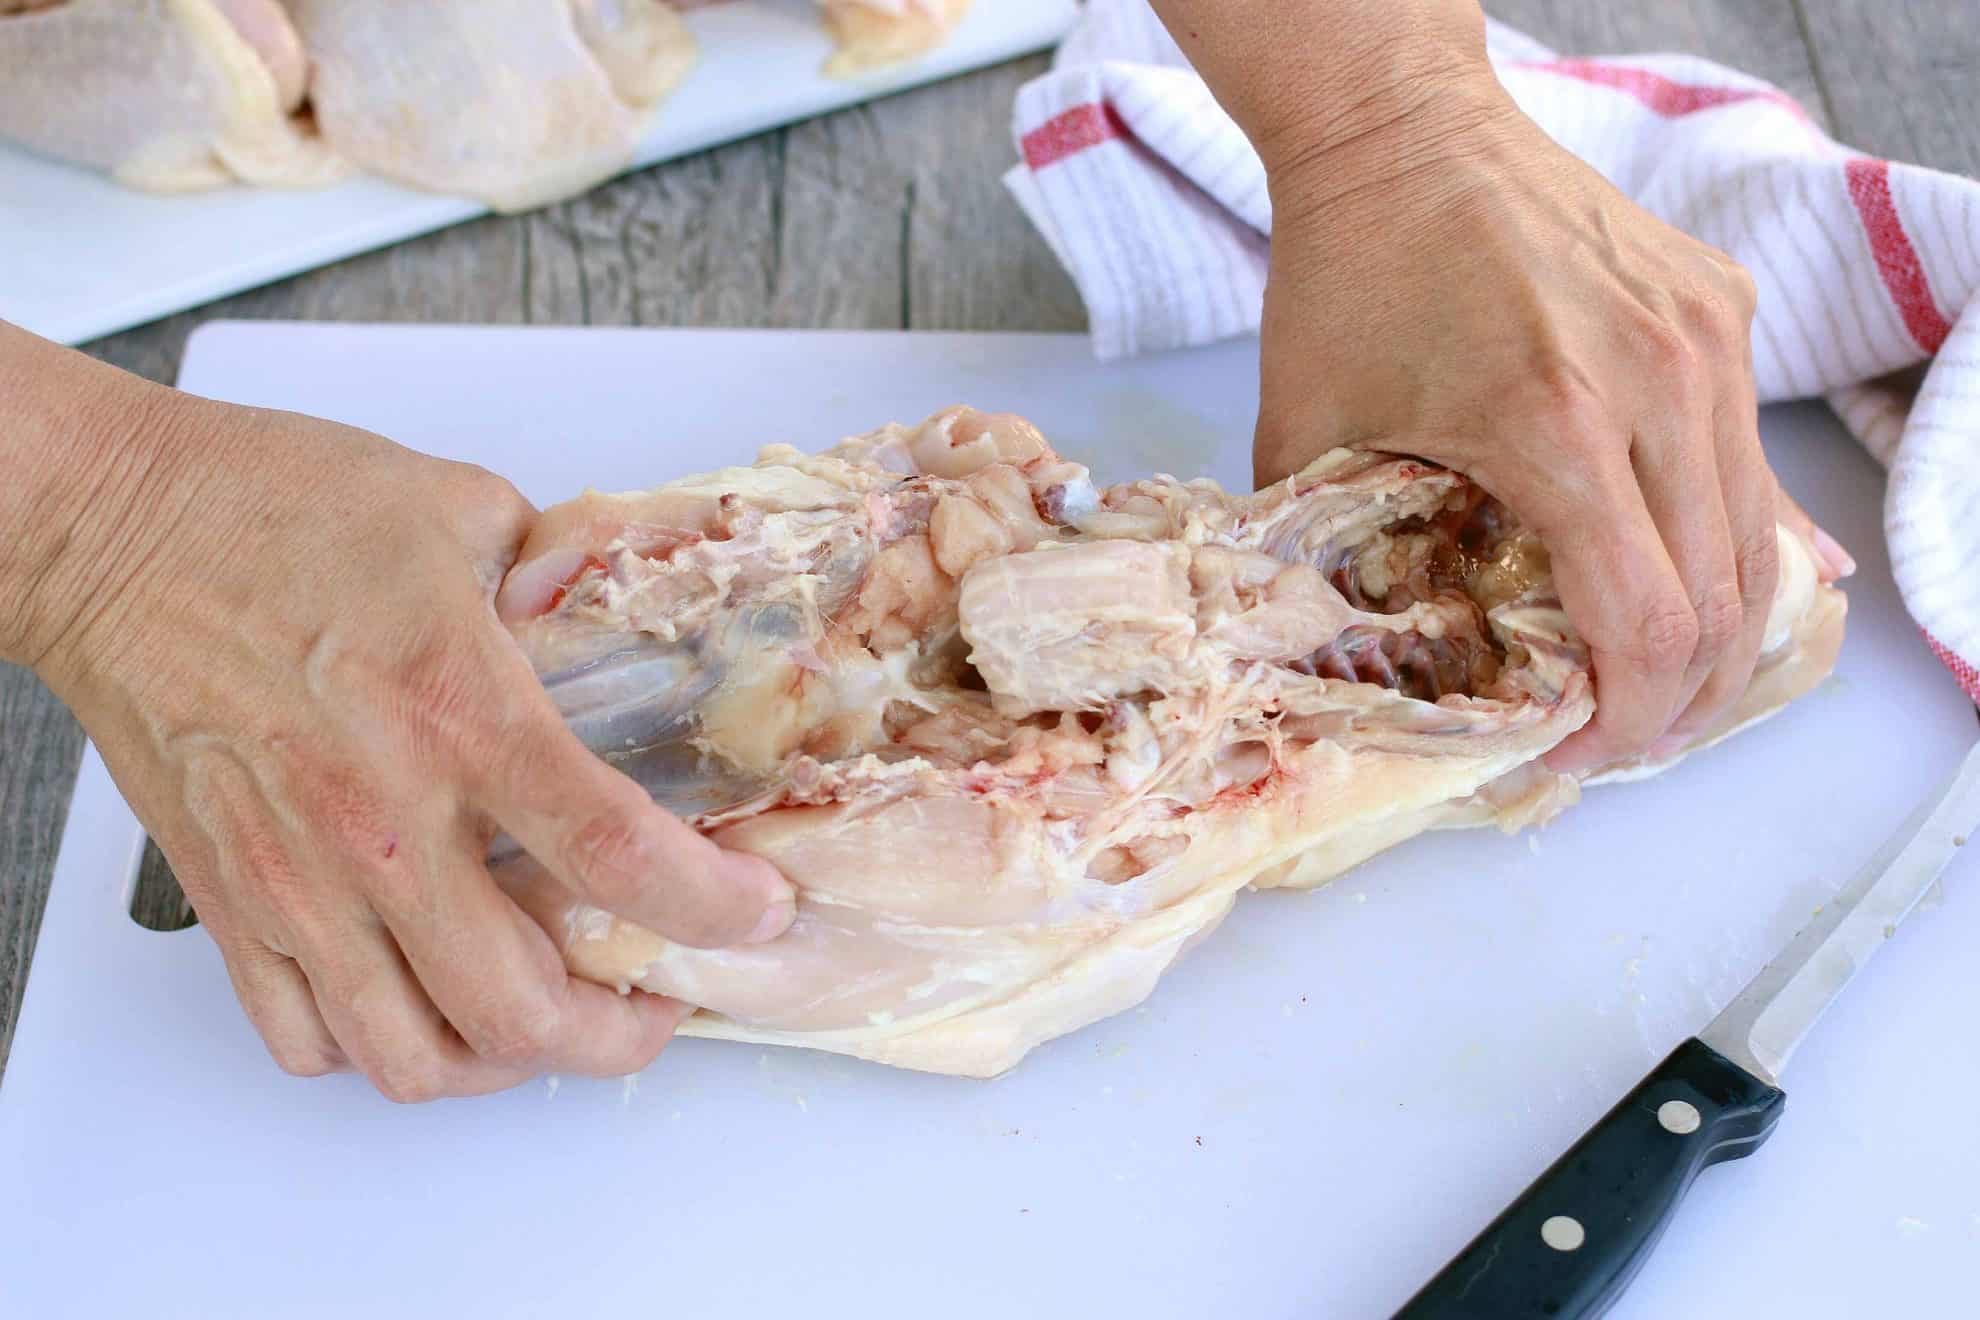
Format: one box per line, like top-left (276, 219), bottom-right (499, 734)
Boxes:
top-left (493, 407), bottom-right (1845, 1077)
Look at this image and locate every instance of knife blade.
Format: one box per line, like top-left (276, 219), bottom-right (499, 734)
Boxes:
top-left (1393, 736), bottom-right (1980, 1320)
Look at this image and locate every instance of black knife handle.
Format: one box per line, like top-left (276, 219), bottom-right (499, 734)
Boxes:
top-left (1393, 1037), bottom-right (1785, 1320)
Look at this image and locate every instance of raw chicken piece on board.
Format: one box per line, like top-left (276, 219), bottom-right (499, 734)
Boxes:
top-left (494, 408), bottom-right (1846, 1077)
top-left (2, 1), bottom-right (969, 203)
top-left (672, 0), bottom-right (973, 76)
top-left (0, 0), bottom-right (340, 190)
top-left (284, 0), bottom-right (695, 212)
top-left (819, 0), bottom-right (974, 76)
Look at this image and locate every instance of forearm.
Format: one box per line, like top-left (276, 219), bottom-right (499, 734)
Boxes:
top-left (0, 321), bottom-right (202, 674)
top-left (1145, 0), bottom-right (1504, 175)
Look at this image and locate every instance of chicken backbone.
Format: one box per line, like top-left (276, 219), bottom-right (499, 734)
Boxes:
top-left (493, 407), bottom-right (1846, 1076)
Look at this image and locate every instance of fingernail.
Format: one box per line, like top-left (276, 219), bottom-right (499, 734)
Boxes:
top-left (1811, 527), bottom-right (1857, 581)
top-left (746, 893), bottom-right (796, 944)
top-left (723, 853), bottom-right (797, 944)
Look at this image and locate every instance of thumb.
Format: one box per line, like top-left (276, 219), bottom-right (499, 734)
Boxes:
top-left (474, 701), bottom-right (795, 949)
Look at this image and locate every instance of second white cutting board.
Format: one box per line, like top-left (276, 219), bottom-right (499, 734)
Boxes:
top-left (0, 0), bottom-right (1078, 345)
top-left (1, 325), bottom-right (1974, 1319)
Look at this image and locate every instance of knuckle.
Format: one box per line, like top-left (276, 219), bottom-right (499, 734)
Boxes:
top-left (1686, 281), bottom-right (1754, 348)
top-left (268, 1038), bottom-right (341, 1078)
top-left (1634, 595), bottom-right (1701, 668)
top-left (470, 989), bottom-right (565, 1066)
top-left (397, 635), bottom-right (503, 765)
top-left (370, 1053), bottom-right (450, 1105)
top-left (1715, 258), bottom-right (1759, 316)
top-left (336, 977), bottom-right (437, 1100)
top-left (439, 462), bottom-right (536, 548)
top-left (1635, 314), bottom-right (1696, 382)
top-left (564, 804), bottom-right (664, 908)
top-left (1523, 367), bottom-right (1610, 445)
top-left (1691, 578), bottom-right (1745, 657)
top-left (450, 461), bottom-right (527, 509)
top-left (1735, 528), bottom-right (1781, 600)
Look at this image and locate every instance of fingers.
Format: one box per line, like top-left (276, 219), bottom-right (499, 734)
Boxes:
top-left (297, 913), bottom-right (546, 1104)
top-left (1520, 434), bottom-right (1699, 775)
top-left (221, 936), bottom-right (347, 1078)
top-left (473, 694), bottom-right (795, 949)
top-left (367, 824), bottom-right (693, 1078)
top-left (207, 798), bottom-right (690, 1099)
top-left (1653, 357), bottom-right (1777, 757)
top-left (1544, 255), bottom-right (1786, 773)
top-left (1629, 409), bottom-right (1742, 745)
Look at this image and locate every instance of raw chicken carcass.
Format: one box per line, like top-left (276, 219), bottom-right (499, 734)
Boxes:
top-left (493, 408), bottom-right (1845, 1077)
top-left (0, 0), bottom-right (340, 190)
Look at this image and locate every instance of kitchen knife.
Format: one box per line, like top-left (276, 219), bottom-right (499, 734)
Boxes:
top-left (1393, 736), bottom-right (1980, 1320)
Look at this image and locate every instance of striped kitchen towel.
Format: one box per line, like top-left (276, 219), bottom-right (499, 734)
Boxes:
top-left (1005, 1), bottom-right (1980, 702)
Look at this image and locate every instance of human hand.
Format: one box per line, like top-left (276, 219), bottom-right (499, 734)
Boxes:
top-left (21, 376), bottom-right (794, 1101)
top-left (1249, 76), bottom-right (1853, 773)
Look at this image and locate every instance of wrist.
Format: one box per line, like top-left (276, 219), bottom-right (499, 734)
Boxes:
top-left (1267, 19), bottom-right (1498, 167)
top-left (0, 324), bottom-right (206, 680)
top-left (1263, 67), bottom-right (1524, 243)
top-left (1151, 0), bottom-right (1501, 177)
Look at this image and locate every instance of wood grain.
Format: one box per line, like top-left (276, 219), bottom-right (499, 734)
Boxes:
top-left (0, 665), bottom-right (83, 1080)
top-left (4, 2), bottom-right (1973, 1082)
top-left (1793, 0), bottom-right (1980, 177)
top-left (1489, 0), bottom-right (1827, 120)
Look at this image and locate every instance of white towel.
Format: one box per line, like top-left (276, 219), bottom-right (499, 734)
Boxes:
top-left (1005, 2), bottom-right (1980, 704)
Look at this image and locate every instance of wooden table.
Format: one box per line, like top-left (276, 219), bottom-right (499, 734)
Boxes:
top-left (3, 0), bottom-right (1975, 1080)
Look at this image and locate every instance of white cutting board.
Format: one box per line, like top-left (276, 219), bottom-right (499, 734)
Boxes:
top-left (2, 325), bottom-right (1974, 1319)
top-left (0, 0), bottom-right (1078, 346)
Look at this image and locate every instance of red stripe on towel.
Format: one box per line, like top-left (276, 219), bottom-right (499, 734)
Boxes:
top-left (1519, 59), bottom-right (1807, 120)
top-left (1924, 630), bottom-right (1980, 705)
top-left (1022, 102), bottom-right (1128, 169)
top-left (1846, 156), bottom-right (1954, 353)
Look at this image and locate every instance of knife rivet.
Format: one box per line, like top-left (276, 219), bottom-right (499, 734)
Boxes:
top-left (1658, 1100), bottom-right (1702, 1135)
top-left (1540, 1216), bottom-right (1585, 1252)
